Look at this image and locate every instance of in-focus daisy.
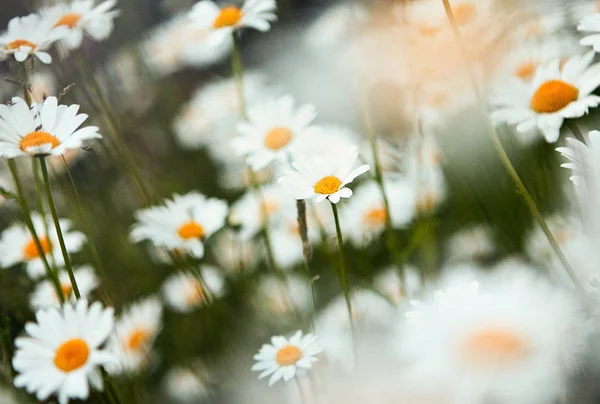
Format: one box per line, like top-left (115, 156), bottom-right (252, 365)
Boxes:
top-left (251, 330), bottom-right (321, 386)
top-left (188, 0), bottom-right (277, 47)
top-left (278, 144), bottom-right (370, 204)
top-left (43, 0), bottom-right (120, 50)
top-left (0, 213), bottom-right (86, 278)
top-left (30, 266), bottom-right (100, 310)
top-left (232, 95), bottom-right (318, 171)
top-left (130, 192), bottom-right (228, 259)
top-left (12, 300), bottom-right (115, 404)
top-left (491, 51), bottom-right (600, 143)
top-left (162, 267), bottom-right (225, 312)
top-left (0, 14), bottom-right (67, 63)
top-left (0, 96), bottom-right (101, 158)
top-left (395, 269), bottom-right (589, 404)
top-left (107, 297), bottom-right (163, 374)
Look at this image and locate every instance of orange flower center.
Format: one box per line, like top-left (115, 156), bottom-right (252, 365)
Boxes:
top-left (453, 2), bottom-right (476, 25)
top-left (530, 80), bottom-right (579, 113)
top-left (127, 329), bottom-right (149, 351)
top-left (313, 176), bottom-right (342, 195)
top-left (213, 6), bottom-right (243, 29)
top-left (185, 281), bottom-right (205, 305)
top-left (514, 61), bottom-right (536, 81)
top-left (275, 345), bottom-right (302, 366)
top-left (363, 207), bottom-right (387, 227)
top-left (23, 237), bottom-right (52, 260)
top-left (416, 192), bottom-right (437, 214)
top-left (5, 39), bottom-right (37, 50)
top-left (461, 328), bottom-right (529, 365)
top-left (53, 13), bottom-right (82, 28)
top-left (54, 338), bottom-right (90, 372)
top-left (177, 221), bottom-right (205, 240)
top-left (417, 25), bottom-right (440, 37)
top-left (60, 283), bottom-right (73, 298)
top-left (20, 131), bottom-right (60, 152)
top-left (264, 126), bottom-right (293, 150)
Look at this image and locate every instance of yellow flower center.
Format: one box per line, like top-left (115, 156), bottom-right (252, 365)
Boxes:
top-left (213, 6), bottom-right (243, 29)
top-left (4, 39), bottom-right (37, 50)
top-left (313, 176), bottom-right (342, 195)
top-left (453, 2), bottom-right (476, 25)
top-left (127, 329), bottom-right (149, 351)
top-left (54, 338), bottom-right (90, 372)
top-left (514, 61), bottom-right (537, 81)
top-left (185, 281), bottom-right (205, 305)
top-left (264, 126), bottom-right (293, 150)
top-left (363, 207), bottom-right (387, 227)
top-left (461, 328), bottom-right (529, 365)
top-left (20, 131), bottom-right (60, 152)
top-left (23, 237), bottom-right (52, 260)
top-left (530, 80), bottom-right (579, 113)
top-left (275, 345), bottom-right (302, 366)
top-left (417, 25), bottom-right (440, 37)
top-left (60, 283), bottom-right (73, 298)
top-left (53, 13), bottom-right (82, 28)
top-left (177, 221), bottom-right (205, 240)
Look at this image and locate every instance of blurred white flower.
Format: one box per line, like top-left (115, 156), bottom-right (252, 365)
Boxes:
top-left (107, 296), bottom-right (163, 374)
top-left (0, 14), bottom-right (67, 63)
top-left (446, 225), bottom-right (495, 262)
top-left (211, 229), bottom-right (260, 274)
top-left (30, 266), bottom-right (100, 310)
top-left (303, 2), bottom-right (367, 50)
top-left (232, 95), bottom-right (318, 171)
top-left (491, 51), bottom-right (600, 143)
top-left (0, 96), bottom-right (101, 158)
top-left (374, 266), bottom-right (422, 305)
top-left (130, 192), bottom-right (228, 259)
top-left (162, 267), bottom-right (225, 312)
top-left (163, 367), bottom-right (209, 402)
top-left (0, 213), bottom-right (86, 278)
top-left (13, 300), bottom-right (115, 404)
top-left (252, 330), bottom-right (321, 386)
top-left (578, 12), bottom-right (600, 53)
top-left (188, 0), bottom-right (277, 47)
top-left (43, 0), bottom-right (120, 51)
top-left (279, 144), bottom-right (370, 204)
top-left (254, 274), bottom-right (312, 317)
top-left (30, 71), bottom-right (57, 103)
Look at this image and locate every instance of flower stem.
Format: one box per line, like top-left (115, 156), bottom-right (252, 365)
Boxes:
top-left (296, 200), bottom-right (318, 332)
top-left (231, 33), bottom-right (247, 119)
top-left (31, 158), bottom-right (58, 270)
top-left (330, 202), bottom-right (355, 336)
top-left (440, 0), bottom-right (585, 293)
top-left (7, 160), bottom-right (64, 302)
top-left (38, 157), bottom-right (81, 299)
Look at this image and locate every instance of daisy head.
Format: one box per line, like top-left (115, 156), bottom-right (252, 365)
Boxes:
top-left (130, 191), bottom-right (228, 259)
top-left (0, 213), bottom-right (86, 278)
top-left (188, 0), bottom-right (277, 46)
top-left (162, 267), bottom-right (225, 313)
top-left (13, 300), bottom-right (115, 404)
top-left (30, 266), bottom-right (100, 310)
top-left (251, 330), bottom-right (321, 386)
top-left (107, 296), bottom-right (163, 374)
top-left (278, 144), bottom-right (370, 204)
top-left (0, 13), bottom-right (67, 64)
top-left (163, 366), bottom-right (209, 402)
top-left (254, 274), bottom-right (312, 318)
top-left (491, 51), bottom-right (600, 143)
top-left (232, 95), bottom-right (318, 171)
top-left (579, 12), bottom-right (600, 53)
top-left (43, 0), bottom-right (120, 51)
top-left (0, 96), bottom-right (101, 158)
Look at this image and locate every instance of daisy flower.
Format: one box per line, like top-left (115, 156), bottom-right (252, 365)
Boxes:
top-left (268, 216), bottom-right (305, 269)
top-left (278, 144), bottom-right (370, 204)
top-left (254, 274), bottom-right (312, 318)
top-left (232, 95), bottom-right (318, 171)
top-left (12, 300), bottom-right (116, 404)
top-left (107, 296), bottom-right (163, 374)
top-left (579, 12), bottom-right (600, 53)
top-left (0, 96), bottom-right (101, 158)
top-left (251, 330), bottom-right (321, 386)
top-left (556, 131), bottom-right (600, 188)
top-left (162, 267), bottom-right (225, 312)
top-left (163, 367), bottom-right (209, 402)
top-left (188, 0), bottom-right (277, 47)
top-left (373, 266), bottom-right (422, 305)
top-left (0, 14), bottom-right (67, 63)
top-left (395, 269), bottom-right (589, 404)
top-left (130, 191), bottom-right (228, 259)
top-left (30, 266), bottom-right (100, 310)
top-left (491, 51), bottom-right (600, 143)
top-left (43, 0), bottom-right (120, 51)
top-left (0, 213), bottom-right (86, 278)
top-left (303, 2), bottom-right (367, 50)
top-left (211, 229), bottom-right (260, 274)
top-left (30, 71), bottom-right (57, 103)
top-left (446, 225), bottom-right (495, 262)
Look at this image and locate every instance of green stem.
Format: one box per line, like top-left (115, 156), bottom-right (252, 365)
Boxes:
top-left (296, 200), bottom-right (317, 332)
top-left (231, 33), bottom-right (247, 119)
top-left (330, 202), bottom-right (355, 337)
top-left (19, 63), bottom-right (32, 105)
top-left (32, 158), bottom-right (58, 270)
top-left (38, 157), bottom-right (81, 299)
top-left (440, 0), bottom-right (585, 293)
top-left (8, 160), bottom-right (64, 302)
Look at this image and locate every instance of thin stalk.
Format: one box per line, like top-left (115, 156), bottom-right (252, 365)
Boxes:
top-left (231, 33), bottom-right (247, 119)
top-left (330, 202), bottom-right (355, 337)
top-left (102, 369), bottom-right (125, 404)
top-left (31, 158), bottom-right (57, 270)
top-left (296, 200), bottom-right (317, 332)
top-left (8, 160), bottom-right (64, 302)
top-left (440, 0), bottom-right (585, 293)
top-left (38, 157), bottom-right (81, 299)
top-left (19, 63), bottom-right (32, 105)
